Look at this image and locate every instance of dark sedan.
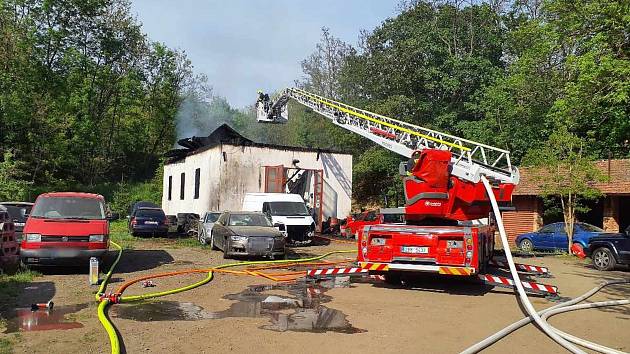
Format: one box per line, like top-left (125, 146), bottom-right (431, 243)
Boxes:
top-left (129, 207), bottom-right (169, 237)
top-left (0, 202), bottom-right (34, 242)
top-left (212, 211), bottom-right (286, 259)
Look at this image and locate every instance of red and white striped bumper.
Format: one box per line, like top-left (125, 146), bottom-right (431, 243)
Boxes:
top-left (306, 267), bottom-right (367, 277)
top-left (358, 262), bottom-right (475, 275)
top-left (478, 274), bottom-right (558, 295)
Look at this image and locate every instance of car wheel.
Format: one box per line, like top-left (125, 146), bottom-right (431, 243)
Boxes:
top-left (592, 247), bottom-right (616, 271)
top-left (210, 233), bottom-right (218, 250)
top-left (519, 239), bottom-right (533, 252)
top-left (199, 229), bottom-right (207, 245)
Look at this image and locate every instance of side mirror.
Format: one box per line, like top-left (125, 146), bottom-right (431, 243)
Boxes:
top-left (107, 213), bottom-right (120, 221)
top-left (274, 223), bottom-right (286, 231)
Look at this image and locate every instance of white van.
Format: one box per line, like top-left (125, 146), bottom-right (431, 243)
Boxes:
top-left (242, 193), bottom-right (315, 242)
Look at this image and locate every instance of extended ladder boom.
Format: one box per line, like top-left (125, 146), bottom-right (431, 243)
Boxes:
top-left (256, 88), bottom-right (519, 185)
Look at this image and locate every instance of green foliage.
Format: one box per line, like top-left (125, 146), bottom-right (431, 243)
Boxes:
top-left (110, 181), bottom-right (161, 216)
top-left (0, 0), bottom-right (194, 187)
top-left (523, 128), bottom-right (605, 241)
top-left (353, 148), bottom-right (405, 206)
top-left (0, 151), bottom-right (31, 201)
top-left (475, 0), bottom-right (630, 160)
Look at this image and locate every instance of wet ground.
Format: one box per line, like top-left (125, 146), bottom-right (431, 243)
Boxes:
top-left (1, 240), bottom-right (628, 354)
top-left (3, 303), bottom-right (89, 333)
top-left (113, 277), bottom-right (365, 334)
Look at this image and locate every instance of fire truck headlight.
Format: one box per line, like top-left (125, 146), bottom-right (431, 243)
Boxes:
top-left (466, 251), bottom-right (473, 259)
top-left (362, 247), bottom-right (368, 256)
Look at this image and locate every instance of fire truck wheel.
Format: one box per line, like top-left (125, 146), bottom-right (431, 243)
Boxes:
top-left (384, 272), bottom-right (402, 285)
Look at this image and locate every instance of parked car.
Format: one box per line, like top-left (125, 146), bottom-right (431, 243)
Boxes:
top-left (128, 207), bottom-right (168, 237)
top-left (516, 222), bottom-right (619, 253)
top-left (128, 201), bottom-right (159, 217)
top-left (344, 208), bottom-right (405, 238)
top-left (166, 215), bottom-right (178, 234)
top-left (585, 226), bottom-right (630, 271)
top-left (0, 202), bottom-right (33, 242)
top-left (211, 211), bottom-right (286, 259)
top-left (242, 193), bottom-right (314, 243)
top-left (198, 211), bottom-right (222, 245)
top-left (176, 213), bottom-right (200, 235)
top-left (20, 192), bottom-right (111, 266)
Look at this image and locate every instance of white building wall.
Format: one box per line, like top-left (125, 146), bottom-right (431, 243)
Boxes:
top-left (162, 144), bottom-right (353, 218)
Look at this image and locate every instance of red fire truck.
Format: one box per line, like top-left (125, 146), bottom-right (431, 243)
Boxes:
top-left (256, 88), bottom-right (521, 284)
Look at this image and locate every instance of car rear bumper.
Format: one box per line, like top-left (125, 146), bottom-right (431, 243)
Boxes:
top-left (20, 248), bottom-right (108, 265)
top-left (131, 225), bottom-right (169, 235)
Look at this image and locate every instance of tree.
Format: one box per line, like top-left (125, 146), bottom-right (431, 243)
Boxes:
top-left (0, 0), bottom-right (195, 187)
top-left (0, 151), bottom-right (31, 201)
top-left (299, 27), bottom-right (356, 99)
top-left (523, 128), bottom-right (605, 247)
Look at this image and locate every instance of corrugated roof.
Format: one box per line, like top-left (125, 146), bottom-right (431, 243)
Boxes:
top-left (514, 159), bottom-right (630, 196)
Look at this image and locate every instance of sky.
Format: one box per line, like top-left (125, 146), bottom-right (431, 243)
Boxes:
top-left (130, 0), bottom-right (399, 108)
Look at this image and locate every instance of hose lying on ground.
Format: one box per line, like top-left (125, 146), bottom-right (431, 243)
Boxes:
top-left (461, 279), bottom-right (630, 354)
top-left (542, 299), bottom-right (630, 354)
top-left (480, 176), bottom-right (586, 354)
top-left (96, 244), bottom-right (356, 354)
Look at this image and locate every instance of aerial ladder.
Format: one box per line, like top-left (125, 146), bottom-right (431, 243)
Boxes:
top-left (256, 88), bottom-right (558, 297)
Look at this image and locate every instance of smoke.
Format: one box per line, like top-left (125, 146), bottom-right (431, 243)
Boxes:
top-left (175, 92), bottom-right (242, 143)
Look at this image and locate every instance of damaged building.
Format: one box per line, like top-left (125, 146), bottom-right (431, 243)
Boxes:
top-left (162, 124), bottom-right (353, 229)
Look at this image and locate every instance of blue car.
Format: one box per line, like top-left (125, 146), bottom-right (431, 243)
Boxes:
top-left (516, 222), bottom-right (616, 253)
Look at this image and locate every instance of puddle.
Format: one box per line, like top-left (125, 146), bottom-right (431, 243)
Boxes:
top-left (113, 301), bottom-right (212, 321)
top-left (3, 303), bottom-right (89, 333)
top-left (113, 277), bottom-right (365, 334)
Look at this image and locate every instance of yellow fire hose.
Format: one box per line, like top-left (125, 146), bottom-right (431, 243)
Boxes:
top-left (96, 241), bottom-right (355, 354)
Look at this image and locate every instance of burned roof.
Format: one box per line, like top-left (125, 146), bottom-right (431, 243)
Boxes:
top-left (165, 124), bottom-right (350, 164)
top-left (176, 124), bottom-right (252, 150)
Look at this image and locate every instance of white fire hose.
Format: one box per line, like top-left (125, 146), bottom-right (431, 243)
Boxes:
top-left (463, 176), bottom-right (630, 354)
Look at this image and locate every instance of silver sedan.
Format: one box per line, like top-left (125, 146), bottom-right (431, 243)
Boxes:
top-left (198, 211), bottom-right (222, 245)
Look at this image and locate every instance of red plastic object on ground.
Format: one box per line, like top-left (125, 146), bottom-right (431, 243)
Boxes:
top-left (571, 243), bottom-right (586, 258)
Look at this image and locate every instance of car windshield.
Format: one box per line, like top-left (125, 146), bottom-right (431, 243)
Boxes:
top-left (268, 202), bottom-right (309, 216)
top-left (4, 206), bottom-right (26, 221)
top-left (30, 197), bottom-right (105, 220)
top-left (228, 214), bottom-right (272, 227)
top-left (136, 209), bottom-right (165, 218)
top-left (205, 213), bottom-right (220, 223)
top-left (577, 223), bottom-right (604, 232)
top-left (383, 213), bottom-right (404, 223)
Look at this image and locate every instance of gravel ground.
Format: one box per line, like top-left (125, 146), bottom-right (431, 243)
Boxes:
top-left (1, 237), bottom-right (628, 354)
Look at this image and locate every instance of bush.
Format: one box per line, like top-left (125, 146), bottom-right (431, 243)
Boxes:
top-left (110, 181), bottom-right (162, 216)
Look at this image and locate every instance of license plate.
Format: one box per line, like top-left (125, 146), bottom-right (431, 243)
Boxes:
top-left (145, 221), bottom-right (158, 225)
top-left (15, 222), bottom-right (25, 227)
top-left (401, 246), bottom-right (428, 254)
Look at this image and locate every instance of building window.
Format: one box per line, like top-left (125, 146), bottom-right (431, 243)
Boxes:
top-left (194, 168), bottom-right (200, 199)
top-left (180, 173), bottom-right (185, 200)
top-left (168, 176), bottom-right (172, 200)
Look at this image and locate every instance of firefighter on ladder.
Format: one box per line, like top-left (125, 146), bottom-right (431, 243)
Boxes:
top-left (257, 90), bottom-right (270, 111)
